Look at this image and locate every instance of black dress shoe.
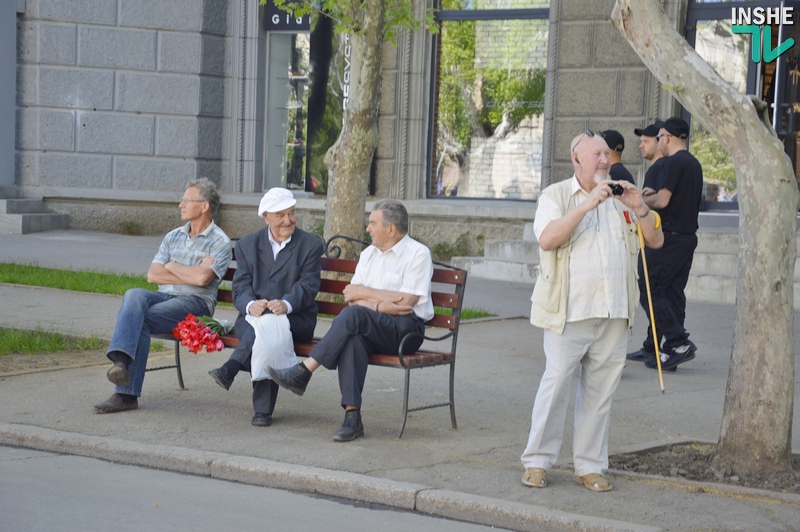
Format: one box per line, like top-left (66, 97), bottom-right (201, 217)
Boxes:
top-left (106, 361), bottom-right (131, 386)
top-left (267, 363), bottom-right (311, 396)
top-left (626, 348), bottom-right (654, 362)
top-left (644, 355), bottom-right (677, 372)
top-left (94, 393), bottom-right (138, 414)
top-left (662, 342), bottom-right (697, 370)
top-left (251, 412), bottom-right (272, 427)
top-left (332, 409), bottom-right (364, 442)
top-left (208, 367), bottom-right (233, 390)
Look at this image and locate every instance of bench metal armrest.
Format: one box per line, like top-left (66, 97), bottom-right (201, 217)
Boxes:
top-left (397, 331), bottom-right (425, 369)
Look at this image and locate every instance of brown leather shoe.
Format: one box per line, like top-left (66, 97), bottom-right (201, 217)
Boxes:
top-left (94, 393), bottom-right (138, 414)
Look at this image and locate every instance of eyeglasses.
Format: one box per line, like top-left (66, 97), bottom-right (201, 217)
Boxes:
top-left (571, 130), bottom-right (598, 152)
top-left (656, 133), bottom-right (671, 141)
top-left (179, 197), bottom-right (206, 204)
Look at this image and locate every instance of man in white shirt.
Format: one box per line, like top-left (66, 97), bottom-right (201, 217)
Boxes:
top-left (520, 132), bottom-right (662, 492)
top-left (268, 199), bottom-right (434, 442)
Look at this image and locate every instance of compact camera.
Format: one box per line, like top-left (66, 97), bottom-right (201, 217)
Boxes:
top-left (609, 182), bottom-right (624, 196)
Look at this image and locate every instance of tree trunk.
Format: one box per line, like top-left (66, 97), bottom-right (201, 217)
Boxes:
top-left (612, 0), bottom-right (797, 477)
top-left (322, 0), bottom-right (385, 259)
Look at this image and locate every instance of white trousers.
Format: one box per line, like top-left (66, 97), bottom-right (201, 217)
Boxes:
top-left (520, 318), bottom-right (628, 476)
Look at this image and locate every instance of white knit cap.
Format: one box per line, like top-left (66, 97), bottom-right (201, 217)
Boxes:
top-left (258, 187), bottom-right (296, 216)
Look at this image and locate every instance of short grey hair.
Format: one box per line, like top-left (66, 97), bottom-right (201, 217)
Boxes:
top-left (186, 177), bottom-right (221, 216)
top-left (373, 199), bottom-right (408, 234)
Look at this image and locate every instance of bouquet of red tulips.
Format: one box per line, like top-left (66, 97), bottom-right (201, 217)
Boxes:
top-left (172, 314), bottom-right (232, 354)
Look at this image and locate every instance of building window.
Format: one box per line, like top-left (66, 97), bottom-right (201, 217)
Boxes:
top-left (265, 32), bottom-right (310, 191)
top-left (429, 2), bottom-right (549, 199)
top-left (686, 0), bottom-right (800, 206)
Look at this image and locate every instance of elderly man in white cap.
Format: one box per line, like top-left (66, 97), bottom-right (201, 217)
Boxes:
top-left (208, 187), bottom-right (322, 426)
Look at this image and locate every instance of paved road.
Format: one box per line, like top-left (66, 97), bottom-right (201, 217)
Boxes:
top-left (0, 445), bottom-right (504, 532)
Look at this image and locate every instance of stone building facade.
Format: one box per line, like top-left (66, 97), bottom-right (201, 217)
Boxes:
top-left (6, 0), bottom-right (687, 245)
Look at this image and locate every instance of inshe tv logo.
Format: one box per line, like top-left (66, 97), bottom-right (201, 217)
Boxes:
top-left (732, 7), bottom-right (795, 63)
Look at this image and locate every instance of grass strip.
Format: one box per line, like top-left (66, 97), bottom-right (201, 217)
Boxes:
top-left (0, 262), bottom-right (153, 295)
top-left (0, 327), bottom-right (105, 356)
top-left (0, 262), bottom-right (494, 318)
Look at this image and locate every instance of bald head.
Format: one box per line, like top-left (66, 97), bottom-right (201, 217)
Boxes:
top-left (571, 133), bottom-right (610, 190)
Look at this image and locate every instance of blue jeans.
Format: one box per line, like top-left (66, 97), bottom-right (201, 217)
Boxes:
top-left (107, 288), bottom-right (210, 397)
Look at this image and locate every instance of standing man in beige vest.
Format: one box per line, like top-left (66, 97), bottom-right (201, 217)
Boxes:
top-left (520, 132), bottom-right (663, 492)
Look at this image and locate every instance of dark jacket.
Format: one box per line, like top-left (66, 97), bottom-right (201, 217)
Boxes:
top-left (229, 227), bottom-right (323, 363)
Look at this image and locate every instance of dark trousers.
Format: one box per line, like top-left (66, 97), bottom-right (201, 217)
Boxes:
top-left (230, 316), bottom-right (311, 416)
top-left (638, 232), bottom-right (697, 351)
top-left (310, 305), bottom-right (425, 409)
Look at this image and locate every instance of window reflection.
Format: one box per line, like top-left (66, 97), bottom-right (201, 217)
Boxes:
top-left (431, 18), bottom-right (548, 199)
top-left (692, 20), bottom-right (749, 202)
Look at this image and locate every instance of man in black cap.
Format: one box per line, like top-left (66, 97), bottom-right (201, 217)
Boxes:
top-left (630, 117), bottom-right (703, 370)
top-left (634, 120), bottom-right (666, 191)
top-left (601, 130), bottom-right (635, 185)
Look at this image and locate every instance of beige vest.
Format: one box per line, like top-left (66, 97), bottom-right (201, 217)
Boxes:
top-left (530, 179), bottom-right (640, 334)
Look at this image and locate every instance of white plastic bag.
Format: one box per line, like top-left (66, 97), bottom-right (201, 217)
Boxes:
top-left (245, 313), bottom-right (297, 382)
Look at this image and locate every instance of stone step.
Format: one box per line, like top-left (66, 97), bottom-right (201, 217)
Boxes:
top-left (0, 187), bottom-right (21, 199)
top-left (451, 256), bottom-right (539, 285)
top-left (691, 250), bottom-right (800, 278)
top-left (695, 230), bottom-right (800, 253)
top-left (0, 199), bottom-right (45, 214)
top-left (686, 272), bottom-right (800, 307)
top-left (484, 239), bottom-right (540, 262)
top-left (0, 213), bottom-right (69, 234)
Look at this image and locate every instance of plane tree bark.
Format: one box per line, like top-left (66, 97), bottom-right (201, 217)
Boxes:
top-left (612, 0), bottom-right (798, 478)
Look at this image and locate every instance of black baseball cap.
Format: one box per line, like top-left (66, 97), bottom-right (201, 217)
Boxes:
top-left (600, 130), bottom-right (624, 152)
top-left (663, 117), bottom-right (690, 139)
top-left (634, 120), bottom-right (665, 137)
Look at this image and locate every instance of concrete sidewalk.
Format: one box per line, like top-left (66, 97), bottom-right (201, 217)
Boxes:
top-left (0, 230), bottom-right (799, 531)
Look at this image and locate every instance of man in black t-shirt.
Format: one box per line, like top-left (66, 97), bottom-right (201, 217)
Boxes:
top-left (601, 130), bottom-right (635, 185)
top-left (633, 117), bottom-right (703, 370)
top-left (636, 120), bottom-right (665, 191)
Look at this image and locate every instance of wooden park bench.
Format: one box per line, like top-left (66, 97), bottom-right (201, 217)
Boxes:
top-left (150, 236), bottom-right (468, 438)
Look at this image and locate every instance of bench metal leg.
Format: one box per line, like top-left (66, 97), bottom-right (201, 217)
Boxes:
top-left (174, 341), bottom-right (185, 390)
top-left (397, 368), bottom-right (412, 439)
top-left (449, 362), bottom-right (457, 430)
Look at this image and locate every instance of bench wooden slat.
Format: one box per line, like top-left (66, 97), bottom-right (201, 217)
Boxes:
top-left (320, 257), bottom-right (357, 273)
top-left (431, 292), bottom-right (460, 309)
top-left (316, 300), bottom-right (348, 316)
top-left (217, 291), bottom-right (233, 304)
top-left (319, 278), bottom-right (349, 293)
top-left (432, 268), bottom-right (466, 285)
top-left (368, 352), bottom-right (446, 367)
top-left (425, 313), bottom-right (458, 330)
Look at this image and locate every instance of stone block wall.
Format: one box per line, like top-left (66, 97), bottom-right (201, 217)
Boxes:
top-left (15, 0), bottom-right (232, 194)
top-left (545, 0), bottom-right (662, 186)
